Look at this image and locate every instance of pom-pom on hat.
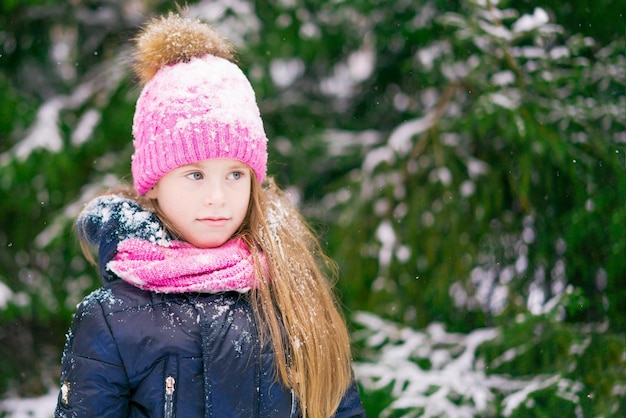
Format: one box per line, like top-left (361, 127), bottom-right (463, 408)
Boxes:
top-left (131, 13), bottom-right (268, 195)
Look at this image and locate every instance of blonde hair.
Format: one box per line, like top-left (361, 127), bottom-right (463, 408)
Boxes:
top-left (242, 177), bottom-right (354, 417)
top-left (79, 177), bottom-right (354, 417)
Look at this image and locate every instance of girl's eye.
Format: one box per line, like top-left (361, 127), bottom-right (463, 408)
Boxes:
top-left (229, 171), bottom-right (243, 180)
top-left (186, 172), bottom-right (203, 180)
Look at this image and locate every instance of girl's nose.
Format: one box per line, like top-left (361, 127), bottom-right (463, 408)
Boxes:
top-left (203, 181), bottom-right (226, 206)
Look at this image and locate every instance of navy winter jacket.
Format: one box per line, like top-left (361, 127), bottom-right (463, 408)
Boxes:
top-left (54, 195), bottom-right (366, 417)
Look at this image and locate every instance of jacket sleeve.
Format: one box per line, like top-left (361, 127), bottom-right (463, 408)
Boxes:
top-left (333, 378), bottom-right (367, 417)
top-left (54, 289), bottom-right (130, 417)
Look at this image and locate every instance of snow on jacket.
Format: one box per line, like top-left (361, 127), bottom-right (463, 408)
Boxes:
top-left (54, 195), bottom-right (366, 417)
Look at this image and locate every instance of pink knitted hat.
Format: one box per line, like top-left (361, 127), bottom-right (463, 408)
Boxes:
top-left (131, 14), bottom-right (268, 195)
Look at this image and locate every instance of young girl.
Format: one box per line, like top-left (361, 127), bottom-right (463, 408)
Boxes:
top-left (54, 13), bottom-right (365, 418)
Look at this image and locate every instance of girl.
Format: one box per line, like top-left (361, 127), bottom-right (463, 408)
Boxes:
top-left (54, 12), bottom-right (365, 418)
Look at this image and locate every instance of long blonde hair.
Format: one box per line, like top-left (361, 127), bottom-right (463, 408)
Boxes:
top-left (79, 177), bottom-right (354, 417)
top-left (241, 177), bottom-right (354, 417)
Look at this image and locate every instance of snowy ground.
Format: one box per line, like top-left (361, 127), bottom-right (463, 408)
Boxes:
top-left (0, 390), bottom-right (56, 418)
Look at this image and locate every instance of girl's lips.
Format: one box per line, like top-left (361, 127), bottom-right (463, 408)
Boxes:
top-left (198, 217), bottom-right (229, 227)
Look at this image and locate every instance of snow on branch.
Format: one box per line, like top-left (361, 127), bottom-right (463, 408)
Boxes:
top-left (0, 57), bottom-right (126, 167)
top-left (352, 311), bottom-right (577, 417)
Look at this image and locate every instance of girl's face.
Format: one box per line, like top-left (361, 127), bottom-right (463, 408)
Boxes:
top-left (146, 158), bottom-right (252, 248)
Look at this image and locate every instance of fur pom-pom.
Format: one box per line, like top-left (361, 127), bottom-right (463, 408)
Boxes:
top-left (133, 12), bottom-right (235, 84)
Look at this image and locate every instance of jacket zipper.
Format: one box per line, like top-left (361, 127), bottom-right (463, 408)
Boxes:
top-left (164, 376), bottom-right (176, 418)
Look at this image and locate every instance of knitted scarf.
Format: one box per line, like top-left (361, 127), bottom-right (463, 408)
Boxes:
top-left (107, 237), bottom-right (261, 293)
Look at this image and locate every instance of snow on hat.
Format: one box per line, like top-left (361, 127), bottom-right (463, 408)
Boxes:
top-left (131, 13), bottom-right (268, 195)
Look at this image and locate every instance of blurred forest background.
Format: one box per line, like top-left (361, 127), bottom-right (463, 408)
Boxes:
top-left (1, 0), bottom-right (625, 416)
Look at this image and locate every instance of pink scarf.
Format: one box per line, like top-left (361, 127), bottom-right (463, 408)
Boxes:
top-left (107, 237), bottom-right (261, 293)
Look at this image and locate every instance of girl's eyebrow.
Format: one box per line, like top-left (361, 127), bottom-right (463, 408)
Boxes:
top-left (227, 162), bottom-right (250, 170)
top-left (176, 162), bottom-right (202, 170)
top-left (177, 166), bottom-right (202, 175)
top-left (177, 160), bottom-right (250, 171)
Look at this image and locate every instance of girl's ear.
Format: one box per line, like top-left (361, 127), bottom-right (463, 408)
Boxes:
top-left (145, 185), bottom-right (158, 199)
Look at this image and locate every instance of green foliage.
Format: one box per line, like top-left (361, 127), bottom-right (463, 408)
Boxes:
top-left (507, 388), bottom-right (578, 418)
top-left (357, 382), bottom-right (396, 418)
top-left (326, 0), bottom-right (626, 334)
top-left (0, 0), bottom-right (625, 415)
top-left (485, 290), bottom-right (626, 417)
top-left (355, 290), bottom-right (626, 416)
top-left (509, 0), bottom-right (625, 45)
